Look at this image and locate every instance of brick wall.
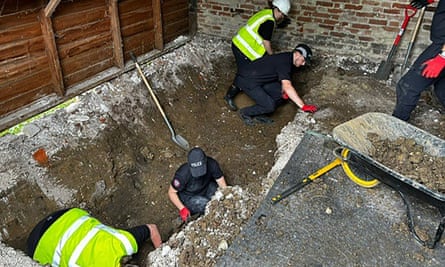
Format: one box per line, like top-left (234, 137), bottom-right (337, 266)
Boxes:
top-left (196, 0), bottom-right (436, 65)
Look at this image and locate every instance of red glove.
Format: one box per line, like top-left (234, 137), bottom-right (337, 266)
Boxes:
top-left (282, 92), bottom-right (289, 99)
top-left (422, 54), bottom-right (445, 79)
top-left (179, 207), bottom-right (190, 222)
top-left (301, 104), bottom-right (318, 113)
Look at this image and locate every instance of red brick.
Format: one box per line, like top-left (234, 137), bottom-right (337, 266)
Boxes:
top-left (319, 24), bottom-right (334, 30)
top-left (331, 31), bottom-right (346, 37)
top-left (368, 19), bottom-right (387, 25)
top-left (327, 8), bottom-right (343, 14)
top-left (345, 4), bottom-right (363, 10)
top-left (351, 23), bottom-right (371, 29)
top-left (362, 0), bottom-right (380, 6)
top-left (316, 1), bottom-right (334, 7)
top-left (393, 3), bottom-right (408, 9)
top-left (323, 19), bottom-right (337, 25)
top-left (313, 12), bottom-right (331, 18)
top-left (240, 4), bottom-right (255, 9)
top-left (383, 8), bottom-right (402, 15)
top-left (359, 36), bottom-right (374, 42)
top-left (355, 12), bottom-right (375, 17)
top-left (299, 16), bottom-right (313, 22)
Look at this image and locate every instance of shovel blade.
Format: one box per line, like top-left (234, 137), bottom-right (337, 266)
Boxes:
top-left (173, 134), bottom-right (190, 151)
top-left (374, 61), bottom-right (393, 80)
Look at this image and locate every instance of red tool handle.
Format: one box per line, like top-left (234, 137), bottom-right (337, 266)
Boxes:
top-left (393, 5), bottom-right (417, 46)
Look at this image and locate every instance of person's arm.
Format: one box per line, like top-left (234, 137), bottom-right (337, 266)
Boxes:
top-left (282, 79), bottom-right (304, 108)
top-left (282, 79), bottom-right (318, 112)
top-left (258, 20), bottom-right (274, 55)
top-left (146, 224), bottom-right (162, 249)
top-left (125, 224), bottom-right (161, 249)
top-left (263, 40), bottom-right (273, 55)
top-left (168, 185), bottom-right (190, 222)
top-left (168, 185), bottom-right (185, 210)
top-left (216, 176), bottom-right (227, 188)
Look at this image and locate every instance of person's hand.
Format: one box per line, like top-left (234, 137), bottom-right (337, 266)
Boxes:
top-left (410, 0), bottom-right (434, 9)
top-left (301, 104), bottom-right (318, 113)
top-left (282, 92), bottom-right (289, 99)
top-left (421, 54), bottom-right (445, 78)
top-left (179, 207), bottom-right (190, 222)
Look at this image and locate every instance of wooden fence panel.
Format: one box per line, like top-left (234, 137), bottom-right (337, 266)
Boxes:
top-left (162, 0), bottom-right (189, 42)
top-left (0, 0), bottom-right (190, 131)
top-left (52, 0), bottom-right (114, 88)
top-left (0, 9), bottom-right (54, 116)
top-left (119, 0), bottom-right (156, 60)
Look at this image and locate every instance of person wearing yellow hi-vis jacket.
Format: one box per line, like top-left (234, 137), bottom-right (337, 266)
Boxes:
top-left (26, 208), bottom-right (162, 267)
top-left (224, 0), bottom-right (291, 111)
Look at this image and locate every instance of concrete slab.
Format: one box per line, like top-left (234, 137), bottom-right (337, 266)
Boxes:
top-left (217, 133), bottom-right (445, 266)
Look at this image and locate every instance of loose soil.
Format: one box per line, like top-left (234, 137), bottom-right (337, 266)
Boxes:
top-left (0, 35), bottom-right (444, 266)
top-left (368, 134), bottom-right (445, 193)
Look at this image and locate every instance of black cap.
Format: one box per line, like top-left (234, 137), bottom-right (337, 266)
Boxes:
top-left (294, 44), bottom-right (313, 65)
top-left (188, 148), bottom-right (207, 177)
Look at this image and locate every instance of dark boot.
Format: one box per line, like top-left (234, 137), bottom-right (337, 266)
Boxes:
top-left (254, 115), bottom-right (274, 124)
top-left (239, 112), bottom-right (255, 126)
top-left (224, 84), bottom-right (241, 111)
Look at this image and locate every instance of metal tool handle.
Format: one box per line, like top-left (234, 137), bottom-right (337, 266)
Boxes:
top-left (271, 158), bottom-right (343, 204)
top-left (402, 7), bottom-right (426, 71)
top-left (130, 52), bottom-right (176, 136)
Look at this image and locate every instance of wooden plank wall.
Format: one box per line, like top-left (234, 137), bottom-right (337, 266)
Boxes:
top-left (163, 0), bottom-right (189, 43)
top-left (0, 9), bottom-right (53, 116)
top-left (119, 0), bottom-right (155, 61)
top-left (53, 0), bottom-right (114, 88)
top-left (0, 0), bottom-right (190, 131)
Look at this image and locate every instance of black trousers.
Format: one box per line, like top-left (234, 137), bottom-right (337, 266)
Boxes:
top-left (232, 42), bottom-right (251, 74)
top-left (393, 43), bottom-right (445, 121)
top-left (179, 181), bottom-right (218, 214)
top-left (236, 75), bottom-right (285, 117)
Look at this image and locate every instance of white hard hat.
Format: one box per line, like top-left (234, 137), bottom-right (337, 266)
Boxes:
top-left (272, 0), bottom-right (291, 16)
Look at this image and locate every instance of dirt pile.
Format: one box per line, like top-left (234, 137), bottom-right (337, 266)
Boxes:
top-left (368, 134), bottom-right (445, 193)
top-left (147, 186), bottom-right (260, 266)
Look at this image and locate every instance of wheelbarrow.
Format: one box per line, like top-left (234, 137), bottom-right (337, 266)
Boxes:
top-left (332, 112), bottom-right (445, 249)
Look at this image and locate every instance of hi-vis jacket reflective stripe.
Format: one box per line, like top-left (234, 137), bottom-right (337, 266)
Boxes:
top-left (232, 9), bottom-right (275, 61)
top-left (33, 208), bottom-right (138, 267)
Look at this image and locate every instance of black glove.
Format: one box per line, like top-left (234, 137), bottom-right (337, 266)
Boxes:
top-left (410, 0), bottom-right (434, 9)
top-left (277, 17), bottom-right (291, 29)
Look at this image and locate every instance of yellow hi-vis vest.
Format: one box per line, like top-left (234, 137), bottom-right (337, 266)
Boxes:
top-left (33, 208), bottom-right (138, 267)
top-left (232, 9), bottom-right (275, 61)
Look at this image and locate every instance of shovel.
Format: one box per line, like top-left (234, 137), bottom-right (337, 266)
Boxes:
top-left (401, 7), bottom-right (426, 72)
top-left (130, 52), bottom-right (190, 151)
top-left (375, 5), bottom-right (417, 80)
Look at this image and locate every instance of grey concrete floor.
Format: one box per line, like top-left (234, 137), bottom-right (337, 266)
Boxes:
top-left (218, 133), bottom-right (445, 267)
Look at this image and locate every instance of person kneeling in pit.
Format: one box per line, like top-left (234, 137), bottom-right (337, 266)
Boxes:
top-left (27, 207), bottom-right (162, 267)
top-left (168, 147), bottom-right (227, 222)
top-left (236, 43), bottom-right (318, 126)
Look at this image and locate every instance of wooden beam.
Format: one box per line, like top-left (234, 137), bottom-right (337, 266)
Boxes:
top-left (109, 0), bottom-right (124, 68)
top-left (44, 0), bottom-right (61, 17)
top-left (152, 0), bottom-right (164, 50)
top-left (39, 9), bottom-right (65, 96)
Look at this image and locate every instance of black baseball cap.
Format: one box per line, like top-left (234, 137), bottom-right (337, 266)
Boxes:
top-left (188, 147), bottom-right (207, 177)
